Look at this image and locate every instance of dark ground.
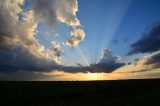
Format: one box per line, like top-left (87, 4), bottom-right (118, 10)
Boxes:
top-left (0, 79), bottom-right (160, 106)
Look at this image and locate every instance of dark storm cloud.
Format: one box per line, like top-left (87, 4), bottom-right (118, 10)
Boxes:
top-left (0, 47), bottom-right (124, 74)
top-left (128, 22), bottom-right (160, 55)
top-left (95, 49), bottom-right (125, 72)
top-left (59, 49), bottom-right (125, 73)
top-left (0, 47), bottom-right (55, 72)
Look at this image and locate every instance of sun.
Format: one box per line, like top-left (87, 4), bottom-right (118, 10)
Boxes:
top-left (87, 72), bottom-right (99, 80)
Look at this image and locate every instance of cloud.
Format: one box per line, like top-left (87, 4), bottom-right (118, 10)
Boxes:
top-left (0, 0), bottom-right (86, 73)
top-left (144, 52), bottom-right (160, 69)
top-left (94, 49), bottom-right (125, 72)
top-left (118, 52), bottom-right (160, 73)
top-left (32, 0), bottom-right (80, 26)
top-left (0, 0), bottom-right (124, 78)
top-left (0, 0), bottom-right (64, 73)
top-left (51, 41), bottom-right (63, 57)
top-left (65, 28), bottom-right (85, 47)
top-left (32, 0), bottom-right (85, 47)
top-left (128, 22), bottom-right (160, 55)
top-left (0, 0), bottom-right (23, 48)
top-left (0, 70), bottom-right (67, 81)
top-left (56, 49), bottom-right (125, 73)
top-left (125, 22), bottom-right (160, 73)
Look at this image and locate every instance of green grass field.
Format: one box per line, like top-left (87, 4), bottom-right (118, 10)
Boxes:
top-left (0, 79), bottom-right (160, 106)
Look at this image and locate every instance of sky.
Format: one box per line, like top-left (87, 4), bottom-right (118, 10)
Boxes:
top-left (0, 0), bottom-right (160, 80)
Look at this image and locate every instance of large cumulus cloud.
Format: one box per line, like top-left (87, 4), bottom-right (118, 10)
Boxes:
top-left (32, 0), bottom-right (85, 47)
top-left (0, 0), bottom-right (63, 72)
top-left (32, 0), bottom-right (80, 26)
top-left (65, 28), bottom-right (85, 47)
top-left (0, 0), bottom-right (124, 76)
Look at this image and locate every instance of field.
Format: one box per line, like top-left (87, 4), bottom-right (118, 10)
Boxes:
top-left (0, 79), bottom-right (160, 106)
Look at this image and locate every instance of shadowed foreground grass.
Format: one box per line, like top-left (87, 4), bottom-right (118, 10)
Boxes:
top-left (0, 79), bottom-right (160, 106)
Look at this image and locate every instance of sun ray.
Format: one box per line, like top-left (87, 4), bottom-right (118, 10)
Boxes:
top-left (95, 0), bottom-right (132, 63)
top-left (76, 47), bottom-right (90, 66)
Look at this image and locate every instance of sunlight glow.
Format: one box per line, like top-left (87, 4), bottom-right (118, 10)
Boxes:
top-left (87, 72), bottom-right (99, 80)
